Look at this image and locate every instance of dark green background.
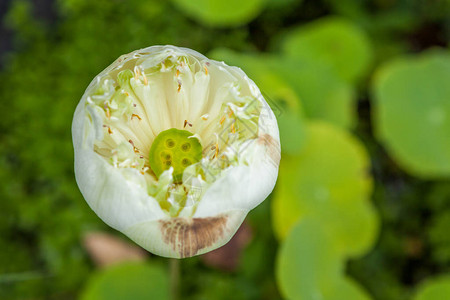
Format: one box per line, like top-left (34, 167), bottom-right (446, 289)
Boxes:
top-left (0, 0), bottom-right (449, 299)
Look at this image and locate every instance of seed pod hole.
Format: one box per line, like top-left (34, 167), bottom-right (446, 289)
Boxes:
top-left (166, 139), bottom-right (175, 148)
top-left (181, 143), bottom-right (191, 152)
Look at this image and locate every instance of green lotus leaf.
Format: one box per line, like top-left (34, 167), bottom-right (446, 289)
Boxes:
top-left (171, 0), bottom-right (265, 27)
top-left (210, 48), bottom-right (355, 129)
top-left (277, 110), bottom-right (308, 154)
top-left (372, 50), bottom-right (450, 178)
top-left (209, 49), bottom-right (308, 154)
top-left (281, 16), bottom-right (373, 83)
top-left (270, 56), bottom-right (356, 128)
top-left (80, 262), bottom-right (169, 300)
top-left (319, 200), bottom-right (379, 258)
top-left (276, 217), bottom-right (343, 300)
top-left (209, 48), bottom-right (302, 111)
top-left (413, 276), bottom-right (450, 300)
top-left (272, 122), bottom-right (378, 257)
top-left (326, 277), bottom-right (373, 300)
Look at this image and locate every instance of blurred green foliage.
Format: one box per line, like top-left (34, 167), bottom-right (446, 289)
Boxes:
top-left (372, 50), bottom-right (450, 178)
top-left (280, 16), bottom-right (373, 84)
top-left (0, 0), bottom-right (449, 299)
top-left (171, 0), bottom-right (266, 27)
top-left (413, 275), bottom-right (450, 300)
top-left (276, 217), bottom-right (373, 300)
top-left (80, 262), bottom-right (169, 300)
top-left (272, 122), bottom-right (378, 257)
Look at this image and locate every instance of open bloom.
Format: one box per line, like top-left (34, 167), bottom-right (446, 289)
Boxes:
top-left (72, 45), bottom-right (280, 258)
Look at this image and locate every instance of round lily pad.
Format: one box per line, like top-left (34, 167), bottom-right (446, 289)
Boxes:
top-left (209, 49), bottom-right (302, 112)
top-left (80, 262), bottom-right (169, 300)
top-left (372, 50), bottom-right (450, 178)
top-left (281, 16), bottom-right (373, 83)
top-left (277, 110), bottom-right (308, 154)
top-left (276, 217), bottom-right (343, 300)
top-left (271, 56), bottom-right (356, 129)
top-left (210, 48), bottom-right (356, 129)
top-left (171, 0), bottom-right (265, 27)
top-left (326, 277), bottom-right (373, 300)
top-left (413, 276), bottom-right (450, 300)
top-left (209, 49), bottom-right (308, 154)
top-left (272, 122), bottom-right (378, 257)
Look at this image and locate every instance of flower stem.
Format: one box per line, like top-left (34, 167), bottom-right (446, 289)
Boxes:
top-left (170, 258), bottom-right (180, 300)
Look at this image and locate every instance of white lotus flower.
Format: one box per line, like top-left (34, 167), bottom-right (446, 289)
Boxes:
top-left (72, 45), bottom-right (280, 258)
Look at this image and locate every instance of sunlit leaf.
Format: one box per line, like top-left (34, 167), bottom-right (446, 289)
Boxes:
top-left (171, 0), bottom-right (265, 27)
top-left (210, 49), bottom-right (308, 154)
top-left (271, 57), bottom-right (356, 128)
top-left (276, 217), bottom-right (343, 300)
top-left (319, 201), bottom-right (379, 258)
top-left (209, 48), bottom-right (301, 111)
top-left (413, 276), bottom-right (450, 300)
top-left (277, 111), bottom-right (308, 154)
top-left (326, 277), bottom-right (372, 300)
top-left (281, 16), bottom-right (373, 83)
top-left (210, 48), bottom-right (355, 129)
top-left (372, 50), bottom-right (450, 178)
top-left (272, 122), bottom-right (377, 257)
top-left (80, 262), bottom-right (169, 300)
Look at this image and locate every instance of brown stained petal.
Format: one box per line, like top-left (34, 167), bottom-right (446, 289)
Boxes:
top-left (159, 215), bottom-right (228, 258)
top-left (201, 221), bottom-right (252, 272)
top-left (258, 133), bottom-right (281, 166)
top-left (83, 231), bottom-right (148, 268)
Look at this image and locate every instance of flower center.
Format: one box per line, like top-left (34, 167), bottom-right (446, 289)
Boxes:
top-left (149, 128), bottom-right (203, 183)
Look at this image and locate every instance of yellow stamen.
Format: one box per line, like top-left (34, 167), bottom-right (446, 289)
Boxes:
top-left (204, 65), bottom-right (208, 75)
top-left (231, 122), bottom-right (236, 134)
top-left (143, 73), bottom-right (148, 85)
top-left (128, 139), bottom-right (139, 153)
top-left (176, 69), bottom-right (180, 77)
top-left (134, 66), bottom-right (141, 80)
top-left (220, 115), bottom-right (226, 125)
top-left (140, 166), bottom-right (149, 175)
top-left (103, 103), bottom-right (111, 119)
top-left (132, 114), bottom-right (142, 121)
top-left (103, 125), bottom-right (113, 134)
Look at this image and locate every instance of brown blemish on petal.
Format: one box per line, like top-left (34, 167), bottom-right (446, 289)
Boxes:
top-left (159, 215), bottom-right (228, 258)
top-left (258, 134), bottom-right (281, 166)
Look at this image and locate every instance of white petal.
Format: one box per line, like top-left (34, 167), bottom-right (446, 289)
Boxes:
top-left (73, 102), bottom-right (166, 231)
top-left (72, 45), bottom-right (281, 258)
top-left (123, 210), bottom-right (247, 258)
top-left (194, 133), bottom-right (280, 218)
